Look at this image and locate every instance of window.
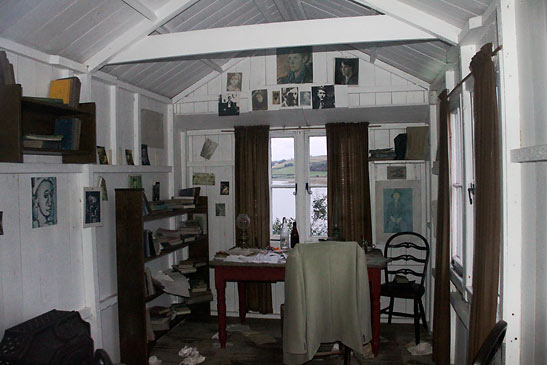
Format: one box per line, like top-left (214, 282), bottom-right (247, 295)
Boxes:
top-left (270, 130), bottom-right (327, 242)
top-left (448, 82), bottom-right (475, 298)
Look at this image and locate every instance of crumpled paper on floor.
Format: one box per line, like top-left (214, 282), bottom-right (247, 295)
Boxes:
top-left (406, 341), bottom-right (432, 356)
top-left (178, 345), bottom-right (205, 365)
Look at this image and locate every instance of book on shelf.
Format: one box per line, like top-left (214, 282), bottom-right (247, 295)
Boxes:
top-left (178, 220), bottom-right (202, 235)
top-left (178, 187), bottom-right (201, 203)
top-left (154, 235), bottom-right (182, 248)
top-left (149, 201), bottom-right (169, 212)
top-left (172, 265), bottom-right (197, 275)
top-left (185, 290), bottom-right (213, 305)
top-left (149, 315), bottom-right (170, 332)
top-left (23, 139), bottom-right (62, 149)
top-left (54, 118), bottom-right (81, 150)
top-left (171, 303), bottom-right (191, 316)
top-left (148, 305), bottom-right (172, 317)
top-left (25, 96), bottom-right (64, 104)
top-left (24, 134), bottom-right (63, 141)
top-left (189, 279), bottom-right (208, 293)
top-left (155, 227), bottom-right (182, 238)
top-left (48, 77), bottom-right (81, 107)
top-left (144, 267), bottom-right (155, 297)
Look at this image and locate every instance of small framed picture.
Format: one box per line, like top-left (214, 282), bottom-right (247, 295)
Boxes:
top-left (141, 144), bottom-right (150, 165)
top-left (97, 146), bottom-right (108, 164)
top-left (220, 181), bottom-right (229, 195)
top-left (125, 149), bottom-right (134, 165)
top-left (84, 188), bottom-right (102, 228)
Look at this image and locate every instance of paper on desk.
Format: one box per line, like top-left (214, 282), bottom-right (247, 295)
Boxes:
top-left (223, 251), bottom-right (286, 264)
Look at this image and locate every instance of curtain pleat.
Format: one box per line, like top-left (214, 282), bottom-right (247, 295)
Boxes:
top-left (432, 89), bottom-right (451, 364)
top-left (234, 125), bottom-right (272, 313)
top-left (326, 122), bottom-right (372, 243)
top-left (467, 43), bottom-right (502, 364)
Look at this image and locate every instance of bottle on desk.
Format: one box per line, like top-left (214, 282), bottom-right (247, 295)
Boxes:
top-left (290, 221), bottom-right (299, 248)
top-left (280, 217), bottom-right (289, 249)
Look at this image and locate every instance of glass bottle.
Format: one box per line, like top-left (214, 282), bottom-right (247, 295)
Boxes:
top-left (290, 221), bottom-right (300, 248)
top-left (280, 217), bottom-right (289, 249)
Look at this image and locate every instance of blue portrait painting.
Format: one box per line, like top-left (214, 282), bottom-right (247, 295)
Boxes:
top-left (383, 188), bottom-right (413, 233)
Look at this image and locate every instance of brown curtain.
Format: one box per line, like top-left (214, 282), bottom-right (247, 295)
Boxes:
top-left (432, 89), bottom-right (451, 364)
top-left (234, 125), bottom-right (272, 313)
top-left (326, 122), bottom-right (372, 243)
top-left (467, 43), bottom-right (502, 363)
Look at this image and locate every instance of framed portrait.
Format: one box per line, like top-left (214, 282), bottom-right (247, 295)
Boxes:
top-left (375, 180), bottom-right (421, 244)
top-left (334, 58), bottom-right (359, 85)
top-left (218, 93), bottom-right (240, 116)
top-left (84, 188), bottom-right (102, 228)
top-left (31, 177), bottom-right (57, 228)
top-left (277, 46), bottom-right (313, 84)
top-left (281, 87), bottom-right (299, 107)
top-left (252, 89), bottom-right (268, 111)
top-left (226, 72), bottom-right (242, 92)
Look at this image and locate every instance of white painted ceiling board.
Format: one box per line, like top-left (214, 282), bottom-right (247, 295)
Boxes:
top-left (405, 0), bottom-right (489, 28)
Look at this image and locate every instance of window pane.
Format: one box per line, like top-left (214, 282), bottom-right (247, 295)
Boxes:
top-left (309, 136), bottom-right (327, 186)
top-left (309, 188), bottom-right (327, 237)
top-left (272, 187), bottom-right (295, 235)
top-left (271, 137), bottom-right (295, 185)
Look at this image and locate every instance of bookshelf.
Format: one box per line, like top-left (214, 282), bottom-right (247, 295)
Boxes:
top-left (0, 84), bottom-right (96, 163)
top-left (115, 189), bottom-right (211, 365)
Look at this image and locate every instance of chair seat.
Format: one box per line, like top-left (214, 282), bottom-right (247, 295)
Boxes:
top-left (381, 281), bottom-right (425, 299)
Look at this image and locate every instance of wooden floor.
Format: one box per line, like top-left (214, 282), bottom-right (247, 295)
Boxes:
top-left (150, 315), bottom-right (434, 364)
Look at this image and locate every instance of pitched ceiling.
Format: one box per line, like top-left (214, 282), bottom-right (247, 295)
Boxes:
top-left (0, 0), bottom-right (492, 99)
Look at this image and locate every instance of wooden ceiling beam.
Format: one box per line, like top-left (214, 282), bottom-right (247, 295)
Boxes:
top-left (122, 0), bottom-right (157, 20)
top-left (107, 15), bottom-right (436, 65)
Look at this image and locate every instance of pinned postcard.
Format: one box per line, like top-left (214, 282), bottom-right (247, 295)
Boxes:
top-left (192, 172), bottom-right (215, 186)
top-left (200, 138), bottom-right (218, 160)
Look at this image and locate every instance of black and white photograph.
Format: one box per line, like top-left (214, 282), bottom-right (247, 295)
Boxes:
top-left (272, 90), bottom-right (280, 105)
top-left (84, 188), bottom-right (102, 228)
top-left (215, 203), bottom-right (226, 217)
top-left (141, 144), bottom-right (150, 165)
top-left (97, 146), bottom-right (108, 164)
top-left (252, 89), bottom-right (268, 111)
top-left (281, 87), bottom-right (299, 107)
top-left (220, 181), bottom-right (229, 195)
top-left (277, 46), bottom-right (313, 84)
top-left (334, 58), bottom-right (359, 85)
top-left (218, 93), bottom-right (240, 116)
top-left (125, 149), bottom-right (134, 165)
top-left (200, 138), bottom-right (218, 160)
top-left (312, 85), bottom-right (335, 109)
top-left (226, 72), bottom-right (242, 92)
top-left (31, 177), bottom-right (57, 228)
top-left (300, 91), bottom-right (311, 106)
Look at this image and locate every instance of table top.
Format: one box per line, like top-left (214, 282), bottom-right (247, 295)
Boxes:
top-left (210, 248), bottom-right (390, 269)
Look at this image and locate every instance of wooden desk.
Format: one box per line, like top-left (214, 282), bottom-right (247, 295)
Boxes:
top-left (210, 251), bottom-right (389, 357)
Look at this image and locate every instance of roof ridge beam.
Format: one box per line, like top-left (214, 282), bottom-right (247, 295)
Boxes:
top-left (107, 15), bottom-right (436, 65)
top-left (351, 0), bottom-right (460, 45)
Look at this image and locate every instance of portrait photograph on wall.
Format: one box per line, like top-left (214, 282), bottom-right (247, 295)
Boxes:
top-left (277, 46), bottom-right (313, 84)
top-left (272, 90), bottom-right (280, 105)
top-left (375, 180), bottom-right (421, 243)
top-left (226, 72), bottom-right (242, 92)
top-left (84, 188), bottom-right (102, 228)
top-left (334, 57), bottom-right (359, 85)
top-left (300, 91), bottom-right (311, 106)
top-left (218, 93), bottom-right (240, 116)
top-left (252, 89), bottom-right (268, 111)
top-left (312, 85), bottom-right (335, 109)
top-left (281, 87), bottom-right (299, 107)
top-left (31, 177), bottom-right (57, 228)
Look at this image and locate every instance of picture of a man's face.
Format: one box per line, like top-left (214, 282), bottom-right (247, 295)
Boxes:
top-left (317, 88), bottom-right (326, 100)
top-left (288, 53), bottom-right (305, 72)
top-left (31, 177), bottom-right (57, 228)
top-left (341, 61), bottom-right (353, 77)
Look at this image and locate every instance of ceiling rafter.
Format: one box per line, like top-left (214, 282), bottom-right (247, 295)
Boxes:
top-left (86, 0), bottom-right (198, 72)
top-left (252, 0), bottom-right (276, 22)
top-left (272, 0), bottom-right (293, 21)
top-left (200, 59), bottom-right (223, 73)
top-left (107, 15), bottom-right (436, 65)
top-left (351, 0), bottom-right (460, 45)
top-left (122, 0), bottom-right (157, 20)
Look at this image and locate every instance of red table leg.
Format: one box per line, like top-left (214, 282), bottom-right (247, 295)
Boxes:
top-left (368, 268), bottom-right (381, 357)
top-left (214, 269), bottom-right (227, 348)
top-left (238, 282), bottom-right (247, 323)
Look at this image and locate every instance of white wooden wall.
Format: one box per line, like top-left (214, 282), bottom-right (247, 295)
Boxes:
top-left (0, 50), bottom-right (171, 363)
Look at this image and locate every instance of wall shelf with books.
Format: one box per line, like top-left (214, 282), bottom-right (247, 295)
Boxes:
top-left (0, 84), bottom-right (96, 163)
top-left (115, 189), bottom-right (210, 365)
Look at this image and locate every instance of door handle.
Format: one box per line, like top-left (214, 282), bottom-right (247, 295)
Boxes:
top-left (468, 183), bottom-right (475, 205)
top-left (305, 183), bottom-right (312, 195)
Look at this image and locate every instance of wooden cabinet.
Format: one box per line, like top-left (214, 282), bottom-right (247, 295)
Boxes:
top-left (0, 84), bottom-right (96, 163)
top-left (115, 189), bottom-right (210, 365)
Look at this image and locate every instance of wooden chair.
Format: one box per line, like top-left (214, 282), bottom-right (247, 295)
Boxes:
top-left (472, 320), bottom-right (507, 365)
top-left (380, 232), bottom-right (430, 344)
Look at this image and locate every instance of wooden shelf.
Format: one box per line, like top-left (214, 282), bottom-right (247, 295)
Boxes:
top-left (144, 236), bottom-right (207, 263)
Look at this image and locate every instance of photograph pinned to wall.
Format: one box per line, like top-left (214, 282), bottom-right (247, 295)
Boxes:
top-left (218, 93), bottom-right (240, 116)
top-left (220, 181), bottom-right (229, 195)
top-left (192, 172), bottom-right (215, 186)
top-left (277, 46), bottom-right (313, 84)
top-left (31, 177), bottom-right (57, 228)
top-left (375, 180), bottom-right (422, 243)
top-left (97, 176), bottom-right (108, 201)
top-left (252, 89), bottom-right (268, 111)
top-left (200, 138), bottom-right (218, 160)
top-left (141, 144), bottom-right (150, 165)
top-left (387, 166), bottom-right (407, 180)
top-left (129, 175), bottom-right (143, 189)
top-left (125, 149), bottom-right (134, 165)
top-left (226, 72), bottom-right (242, 92)
top-left (83, 188), bottom-right (102, 228)
top-left (272, 91), bottom-right (280, 105)
top-left (300, 91), bottom-right (311, 106)
top-left (281, 87), bottom-right (299, 107)
top-left (97, 146), bottom-right (108, 164)
top-left (312, 85), bottom-right (335, 109)
top-left (215, 203), bottom-right (226, 217)
top-left (334, 58), bottom-right (359, 85)
top-left (0, 211), bottom-right (3, 235)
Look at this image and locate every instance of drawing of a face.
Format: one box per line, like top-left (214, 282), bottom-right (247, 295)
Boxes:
top-left (32, 177), bottom-right (56, 228)
top-left (36, 179), bottom-right (53, 218)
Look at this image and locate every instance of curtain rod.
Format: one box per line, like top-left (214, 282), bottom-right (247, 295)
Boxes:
top-left (447, 45), bottom-right (502, 99)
